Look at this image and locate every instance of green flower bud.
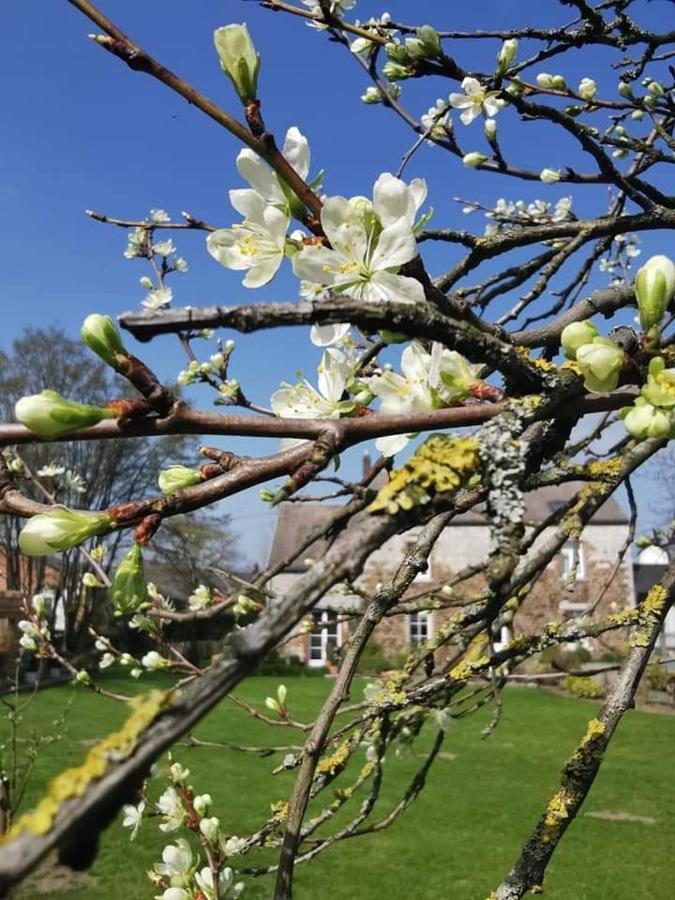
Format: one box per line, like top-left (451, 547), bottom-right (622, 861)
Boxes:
top-left (648, 81), bottom-right (665, 97)
top-left (213, 24), bottom-right (260, 104)
top-left (15, 390), bottom-right (116, 440)
top-left (382, 61), bottom-right (411, 82)
top-left (536, 73), bottom-right (555, 89)
top-left (618, 81), bottom-right (632, 98)
top-left (635, 254), bottom-right (675, 333)
top-left (462, 152), bottom-right (488, 169)
top-left (413, 25), bottom-right (442, 58)
top-left (158, 465), bottom-right (202, 495)
top-left (551, 75), bottom-right (567, 90)
top-left (497, 38), bottom-right (518, 72)
top-left (484, 118), bottom-right (497, 140)
top-left (620, 397), bottom-right (672, 440)
top-left (81, 314), bottom-right (129, 368)
top-left (641, 357), bottom-right (675, 409)
top-left (19, 507), bottom-right (113, 557)
top-left (385, 42), bottom-right (410, 64)
top-left (560, 319), bottom-right (600, 360)
top-left (109, 543), bottom-right (147, 616)
top-left (576, 337), bottom-right (625, 393)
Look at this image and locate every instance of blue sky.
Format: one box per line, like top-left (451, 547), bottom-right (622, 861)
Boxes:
top-left (2, 1), bottom-right (670, 562)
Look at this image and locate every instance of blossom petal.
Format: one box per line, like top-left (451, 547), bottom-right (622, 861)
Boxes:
top-left (376, 433), bottom-right (412, 457)
top-left (310, 323), bottom-right (350, 346)
top-left (229, 188), bottom-right (266, 221)
top-left (243, 254), bottom-right (283, 288)
top-left (371, 223), bottom-right (418, 271)
top-left (293, 245), bottom-right (339, 284)
top-left (367, 271), bottom-right (426, 304)
top-left (207, 228), bottom-right (250, 270)
top-left (282, 126), bottom-right (310, 180)
top-left (236, 149), bottom-right (284, 202)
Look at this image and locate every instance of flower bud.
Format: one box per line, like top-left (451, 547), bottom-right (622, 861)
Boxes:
top-left (648, 81), bottom-right (665, 97)
top-left (618, 81), bottom-right (632, 98)
top-left (170, 761), bottom-right (190, 785)
top-left (620, 398), bottom-right (672, 440)
top-left (462, 152), bottom-right (488, 169)
top-left (413, 25), bottom-right (442, 58)
top-left (536, 73), bottom-right (555, 89)
top-left (75, 669), bottom-right (92, 685)
top-left (551, 75), bottom-right (567, 90)
top-left (213, 24), bottom-right (260, 104)
top-left (578, 77), bottom-right (597, 101)
top-left (82, 572), bottom-right (103, 588)
top-left (31, 594), bottom-right (47, 616)
top-left (81, 314), bottom-right (129, 368)
top-left (635, 254), bottom-right (675, 333)
top-left (141, 650), bottom-right (169, 670)
top-left (193, 794), bottom-right (212, 818)
top-left (19, 507), bottom-right (113, 557)
top-left (382, 61), bottom-right (410, 81)
top-left (199, 816), bottom-right (220, 844)
top-left (539, 168), bottom-right (561, 184)
top-left (158, 465), bottom-right (202, 495)
top-left (109, 543), bottom-right (147, 615)
top-left (497, 38), bottom-right (518, 72)
top-left (484, 118), bottom-right (497, 140)
top-left (576, 337), bottom-right (625, 393)
top-left (385, 42), bottom-right (410, 64)
top-left (15, 390), bottom-right (116, 440)
top-left (560, 319), bottom-right (600, 360)
top-left (641, 357), bottom-right (675, 409)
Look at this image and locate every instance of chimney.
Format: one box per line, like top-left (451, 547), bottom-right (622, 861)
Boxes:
top-left (362, 451), bottom-right (372, 480)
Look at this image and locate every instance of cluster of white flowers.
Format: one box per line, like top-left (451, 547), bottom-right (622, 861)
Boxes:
top-left (462, 195), bottom-right (574, 238)
top-left (121, 209), bottom-right (188, 310)
top-left (17, 595), bottom-right (51, 652)
top-left (449, 77), bottom-right (504, 126)
top-left (598, 233), bottom-right (641, 285)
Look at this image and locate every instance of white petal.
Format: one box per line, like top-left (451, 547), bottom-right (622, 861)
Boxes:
top-left (373, 173), bottom-right (415, 228)
top-left (376, 433), bottom-right (412, 457)
top-left (400, 342), bottom-right (431, 382)
top-left (310, 323), bottom-right (351, 346)
top-left (282, 126), bottom-right (310, 180)
top-left (262, 205), bottom-right (290, 241)
top-left (462, 77), bottom-right (482, 94)
top-left (460, 107), bottom-right (480, 125)
top-left (243, 254), bottom-right (283, 288)
top-left (207, 229), bottom-right (250, 271)
top-left (318, 348), bottom-right (350, 401)
top-left (229, 188), bottom-right (266, 221)
top-left (293, 245), bottom-right (339, 284)
top-left (371, 223), bottom-right (418, 271)
top-left (367, 271), bottom-right (426, 304)
top-left (236, 149), bottom-right (284, 202)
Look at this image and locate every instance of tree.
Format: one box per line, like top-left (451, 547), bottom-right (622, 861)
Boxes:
top-left (0, 1), bottom-right (674, 898)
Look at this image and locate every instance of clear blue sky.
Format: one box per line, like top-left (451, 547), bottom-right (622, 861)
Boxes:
top-left (2, 1), bottom-right (670, 562)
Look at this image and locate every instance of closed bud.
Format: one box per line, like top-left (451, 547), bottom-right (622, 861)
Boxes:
top-left (31, 593), bottom-right (47, 616)
top-left (81, 314), bottom-right (129, 368)
top-left (414, 25), bottom-right (442, 58)
top-left (15, 390), bottom-right (116, 440)
top-left (141, 650), bottom-right (169, 670)
top-left (158, 465), bottom-right (202, 495)
top-left (551, 75), bottom-right (567, 90)
top-left (19, 507), bottom-right (113, 557)
top-left (109, 543), bottom-right (147, 615)
top-left (560, 319), bottom-right (600, 360)
top-left (635, 254), bottom-right (675, 333)
top-left (213, 24), bottom-right (260, 104)
top-left (536, 73), bottom-right (555, 89)
top-left (382, 60), bottom-right (410, 82)
top-left (385, 42), bottom-right (410, 64)
top-left (193, 794), bottom-right (213, 818)
top-left (484, 118), bottom-right (497, 140)
top-left (199, 816), bottom-right (220, 843)
top-left (462, 152), bottom-right (488, 169)
top-left (618, 81), bottom-right (632, 98)
top-left (82, 572), bottom-right (103, 588)
top-left (578, 77), bottom-right (597, 101)
top-left (539, 168), bottom-right (561, 184)
top-left (648, 81), bottom-right (665, 97)
top-left (620, 398), bottom-right (672, 441)
top-left (497, 38), bottom-right (518, 72)
top-left (576, 337), bottom-right (625, 393)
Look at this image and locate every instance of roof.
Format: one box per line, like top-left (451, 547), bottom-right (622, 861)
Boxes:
top-left (267, 481), bottom-right (628, 572)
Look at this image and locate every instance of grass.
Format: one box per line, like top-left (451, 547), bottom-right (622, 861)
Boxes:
top-left (4, 674), bottom-right (675, 899)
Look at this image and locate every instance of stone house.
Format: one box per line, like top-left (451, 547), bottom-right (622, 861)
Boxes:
top-left (267, 470), bottom-right (635, 668)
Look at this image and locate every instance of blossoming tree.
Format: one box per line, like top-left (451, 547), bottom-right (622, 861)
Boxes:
top-left (1, 1), bottom-right (674, 898)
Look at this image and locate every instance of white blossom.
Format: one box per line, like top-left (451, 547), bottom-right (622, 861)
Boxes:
top-left (449, 77), bottom-right (501, 125)
top-left (122, 800), bottom-right (145, 839)
top-left (207, 199), bottom-right (289, 288)
top-left (157, 786), bottom-right (186, 833)
top-left (230, 127), bottom-right (310, 219)
top-left (142, 285), bottom-right (173, 310)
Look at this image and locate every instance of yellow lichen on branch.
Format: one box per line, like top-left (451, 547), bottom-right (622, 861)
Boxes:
top-left (369, 435), bottom-right (479, 515)
top-left (1, 689), bottom-right (172, 842)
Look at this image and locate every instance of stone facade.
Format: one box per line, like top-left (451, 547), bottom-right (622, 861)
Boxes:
top-left (268, 481), bottom-right (635, 667)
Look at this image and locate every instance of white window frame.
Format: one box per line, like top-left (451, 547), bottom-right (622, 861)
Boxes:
top-left (408, 611), bottom-right (432, 645)
top-left (492, 625), bottom-right (511, 651)
top-left (561, 542), bottom-right (586, 582)
top-left (308, 610), bottom-right (340, 667)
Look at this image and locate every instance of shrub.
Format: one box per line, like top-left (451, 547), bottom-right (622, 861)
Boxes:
top-left (561, 675), bottom-right (605, 699)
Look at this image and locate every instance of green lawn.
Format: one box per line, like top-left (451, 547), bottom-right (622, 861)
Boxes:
top-left (4, 675), bottom-right (675, 899)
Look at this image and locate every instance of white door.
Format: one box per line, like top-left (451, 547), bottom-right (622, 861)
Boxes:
top-left (308, 610), bottom-right (339, 667)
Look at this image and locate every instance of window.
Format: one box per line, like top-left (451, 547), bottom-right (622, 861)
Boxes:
top-left (561, 542), bottom-right (585, 581)
top-left (408, 612), bottom-right (431, 645)
top-left (308, 610), bottom-right (339, 666)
